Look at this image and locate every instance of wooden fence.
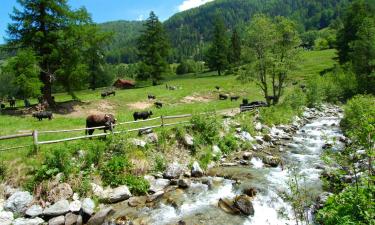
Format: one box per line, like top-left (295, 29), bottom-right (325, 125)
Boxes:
top-left (0, 113), bottom-right (193, 152)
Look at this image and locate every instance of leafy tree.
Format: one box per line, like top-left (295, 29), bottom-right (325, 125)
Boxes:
top-left (137, 11), bottom-right (170, 84)
top-left (206, 15), bottom-right (229, 75)
top-left (7, 0), bottom-right (108, 103)
top-left (228, 28), bottom-right (241, 66)
top-left (240, 15), bottom-right (301, 105)
top-left (1, 49), bottom-right (42, 99)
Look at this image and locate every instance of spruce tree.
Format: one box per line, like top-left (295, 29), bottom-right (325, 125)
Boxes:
top-left (206, 15), bottom-right (229, 76)
top-left (229, 28), bottom-right (241, 66)
top-left (137, 11), bottom-right (170, 84)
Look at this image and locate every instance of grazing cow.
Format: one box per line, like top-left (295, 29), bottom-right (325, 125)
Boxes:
top-left (133, 111), bottom-right (153, 121)
top-left (215, 86), bottom-right (220, 90)
top-left (231, 96), bottom-right (240, 101)
top-left (86, 114), bottom-right (116, 136)
top-left (154, 102), bottom-right (163, 108)
top-left (292, 81), bottom-right (298, 86)
top-left (219, 94), bottom-right (228, 100)
top-left (101, 91), bottom-right (116, 98)
top-left (148, 94), bottom-right (156, 100)
top-left (242, 99), bottom-right (249, 105)
top-left (168, 86), bottom-right (177, 90)
top-left (32, 111), bottom-right (53, 121)
top-left (9, 98), bottom-right (15, 108)
top-left (300, 84), bottom-right (306, 89)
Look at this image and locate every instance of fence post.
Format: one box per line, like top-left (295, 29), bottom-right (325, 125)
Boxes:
top-left (33, 130), bottom-right (38, 152)
top-left (160, 115), bottom-right (164, 127)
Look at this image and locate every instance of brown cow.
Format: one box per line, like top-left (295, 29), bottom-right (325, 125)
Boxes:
top-left (86, 114), bottom-right (116, 136)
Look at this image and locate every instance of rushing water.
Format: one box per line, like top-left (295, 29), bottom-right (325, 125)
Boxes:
top-left (112, 107), bottom-right (344, 225)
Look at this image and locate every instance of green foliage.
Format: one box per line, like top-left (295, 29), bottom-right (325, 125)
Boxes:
top-left (228, 28), bottom-right (241, 66)
top-left (122, 175), bottom-right (150, 195)
top-left (206, 15), bottom-right (229, 76)
top-left (153, 154), bottom-right (167, 172)
top-left (1, 49), bottom-right (42, 99)
top-left (316, 185), bottom-right (375, 225)
top-left (100, 155), bottom-right (132, 187)
top-left (240, 14), bottom-right (301, 105)
top-left (0, 161), bottom-right (7, 181)
top-left (306, 75), bottom-right (324, 108)
top-left (218, 134), bottom-right (239, 154)
top-left (259, 105), bottom-right (297, 126)
top-left (190, 113), bottom-right (221, 145)
top-left (137, 11), bottom-right (170, 83)
top-left (176, 60), bottom-right (199, 75)
top-left (198, 147), bottom-right (213, 170)
top-left (314, 37), bottom-right (330, 50)
top-left (82, 141), bottom-right (106, 170)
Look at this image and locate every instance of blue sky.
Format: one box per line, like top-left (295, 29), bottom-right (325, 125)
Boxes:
top-left (0, 0), bottom-right (214, 44)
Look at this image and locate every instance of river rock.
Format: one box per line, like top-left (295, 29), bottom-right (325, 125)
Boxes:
top-left (25, 205), bottom-right (43, 218)
top-left (218, 198), bottom-right (240, 215)
top-left (91, 183), bottom-right (106, 199)
top-left (0, 198), bottom-right (4, 211)
top-left (212, 145), bottom-right (222, 157)
top-left (145, 176), bottom-right (170, 193)
top-left (255, 136), bottom-right (264, 145)
top-left (191, 161), bottom-right (204, 177)
top-left (146, 133), bottom-right (158, 143)
top-left (48, 216), bottom-right (65, 225)
top-left (178, 179), bottom-right (191, 189)
top-left (87, 207), bottom-right (113, 225)
top-left (106, 185), bottom-right (132, 203)
top-left (48, 183), bottom-right (73, 203)
top-left (69, 200), bottom-right (81, 212)
top-left (43, 199), bottom-right (69, 217)
top-left (4, 191), bottom-right (33, 214)
top-left (163, 162), bottom-right (184, 179)
top-left (183, 134), bottom-right (194, 146)
top-left (263, 134), bottom-right (272, 142)
top-left (239, 131), bottom-right (254, 142)
top-left (3, 185), bottom-right (20, 198)
top-left (131, 139), bottom-right (147, 148)
top-left (65, 213), bottom-right (78, 225)
top-left (242, 152), bottom-right (252, 160)
top-left (234, 195), bottom-right (255, 216)
top-left (12, 217), bottom-right (44, 225)
top-left (262, 156), bottom-right (280, 168)
top-left (82, 198), bottom-right (95, 216)
top-left (128, 196), bottom-right (146, 207)
top-left (255, 122), bottom-right (262, 131)
top-left (243, 188), bottom-right (257, 198)
top-left (147, 191), bottom-right (164, 203)
top-left (0, 211), bottom-right (13, 225)
top-left (316, 192), bottom-right (333, 209)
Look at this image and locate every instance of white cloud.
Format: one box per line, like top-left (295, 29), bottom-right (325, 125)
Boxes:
top-left (137, 14), bottom-right (144, 21)
top-left (178, 0), bottom-right (214, 12)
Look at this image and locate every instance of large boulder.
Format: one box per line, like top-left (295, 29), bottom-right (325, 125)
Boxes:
top-left (218, 198), bottom-right (240, 215)
top-left (69, 200), bottom-right (81, 213)
top-left (144, 176), bottom-right (170, 193)
top-left (87, 207), bottom-right (113, 225)
top-left (81, 198), bottom-right (95, 216)
top-left (131, 139), bottom-right (147, 148)
top-left (43, 199), bottom-right (70, 217)
top-left (191, 161), bottom-right (204, 178)
top-left (47, 183), bottom-right (73, 203)
top-left (163, 163), bottom-right (184, 179)
top-left (106, 186), bottom-right (132, 203)
top-left (25, 205), bottom-right (43, 218)
top-left (183, 134), bottom-right (194, 146)
top-left (12, 217), bottom-right (44, 225)
top-left (48, 216), bottom-right (65, 225)
top-left (4, 191), bottom-right (33, 214)
top-left (234, 195), bottom-right (255, 216)
top-left (65, 213), bottom-right (78, 225)
top-left (178, 179), bottom-right (191, 189)
top-left (0, 211), bottom-right (13, 225)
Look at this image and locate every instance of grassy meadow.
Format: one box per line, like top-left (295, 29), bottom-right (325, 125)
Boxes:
top-left (0, 49), bottom-right (337, 162)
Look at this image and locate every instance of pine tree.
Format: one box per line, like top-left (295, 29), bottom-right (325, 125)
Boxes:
top-left (137, 11), bottom-right (170, 84)
top-left (206, 15), bottom-right (229, 76)
top-left (229, 28), bottom-right (241, 66)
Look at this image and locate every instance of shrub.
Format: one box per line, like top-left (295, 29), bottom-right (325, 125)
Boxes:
top-left (154, 154), bottom-right (167, 172)
top-left (100, 155), bottom-right (132, 187)
top-left (218, 135), bottom-right (239, 155)
top-left (190, 114), bottom-right (220, 145)
top-left (316, 185), bottom-right (375, 225)
top-left (306, 75), bottom-right (323, 107)
top-left (122, 175), bottom-right (150, 195)
top-left (83, 141), bottom-right (106, 169)
top-left (176, 60), bottom-right (198, 75)
top-left (259, 105), bottom-right (296, 126)
top-left (198, 147), bottom-right (213, 170)
top-left (282, 88), bottom-right (307, 111)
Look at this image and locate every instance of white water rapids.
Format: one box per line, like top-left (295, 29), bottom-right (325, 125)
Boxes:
top-left (113, 107), bottom-right (344, 225)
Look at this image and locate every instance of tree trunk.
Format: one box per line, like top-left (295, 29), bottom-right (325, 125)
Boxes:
top-left (41, 72), bottom-right (54, 106)
top-left (218, 69), bottom-right (221, 76)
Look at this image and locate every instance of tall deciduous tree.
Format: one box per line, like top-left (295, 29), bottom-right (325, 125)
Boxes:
top-left (229, 28), bottom-right (241, 66)
top-left (206, 15), bottom-right (229, 76)
top-left (137, 11), bottom-right (170, 84)
top-left (240, 15), bottom-right (301, 105)
top-left (6, 0), bottom-right (108, 103)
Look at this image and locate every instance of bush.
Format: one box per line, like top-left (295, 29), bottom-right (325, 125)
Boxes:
top-left (176, 60), bottom-right (198, 75)
top-left (306, 75), bottom-right (323, 107)
top-left (198, 147), bottom-right (213, 170)
top-left (190, 114), bottom-right (221, 145)
top-left (100, 155), bottom-right (132, 187)
top-left (82, 141), bottom-right (106, 169)
top-left (259, 105), bottom-right (296, 126)
top-left (282, 88), bottom-right (307, 111)
top-left (122, 175), bottom-right (150, 195)
top-left (316, 185), bottom-right (375, 225)
top-left (218, 135), bottom-right (239, 154)
top-left (154, 154), bottom-right (167, 172)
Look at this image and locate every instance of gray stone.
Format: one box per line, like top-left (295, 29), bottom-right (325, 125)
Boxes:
top-left (163, 162), bottom-right (184, 179)
top-left (146, 133), bottom-right (158, 143)
top-left (4, 191), bottom-right (33, 214)
top-left (87, 207), bottom-right (113, 225)
top-left (64, 213), bottom-right (78, 225)
top-left (43, 200), bottom-right (70, 217)
top-left (145, 176), bottom-right (170, 193)
top-left (4, 186), bottom-right (19, 198)
top-left (242, 152), bottom-right (252, 160)
top-left (131, 138), bottom-right (146, 148)
top-left (69, 200), bottom-right (81, 212)
top-left (183, 134), bottom-right (194, 146)
top-left (48, 183), bottom-right (73, 203)
top-left (76, 215), bottom-right (83, 225)
top-left (81, 198), bottom-right (95, 216)
top-left (240, 131), bottom-right (254, 142)
top-left (0, 211), bottom-right (13, 225)
top-left (212, 145), bottom-right (221, 157)
top-left (90, 183), bottom-right (105, 199)
top-left (234, 195), bottom-right (254, 216)
top-left (0, 198), bottom-right (4, 212)
top-left (263, 134), bottom-right (272, 142)
top-left (178, 179), bottom-right (191, 189)
top-left (48, 216), bottom-right (65, 225)
top-left (106, 186), bottom-right (132, 203)
top-left (13, 217), bottom-right (44, 225)
top-left (255, 122), bottom-right (262, 131)
top-left (191, 161), bottom-right (204, 178)
top-left (25, 205), bottom-right (43, 218)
